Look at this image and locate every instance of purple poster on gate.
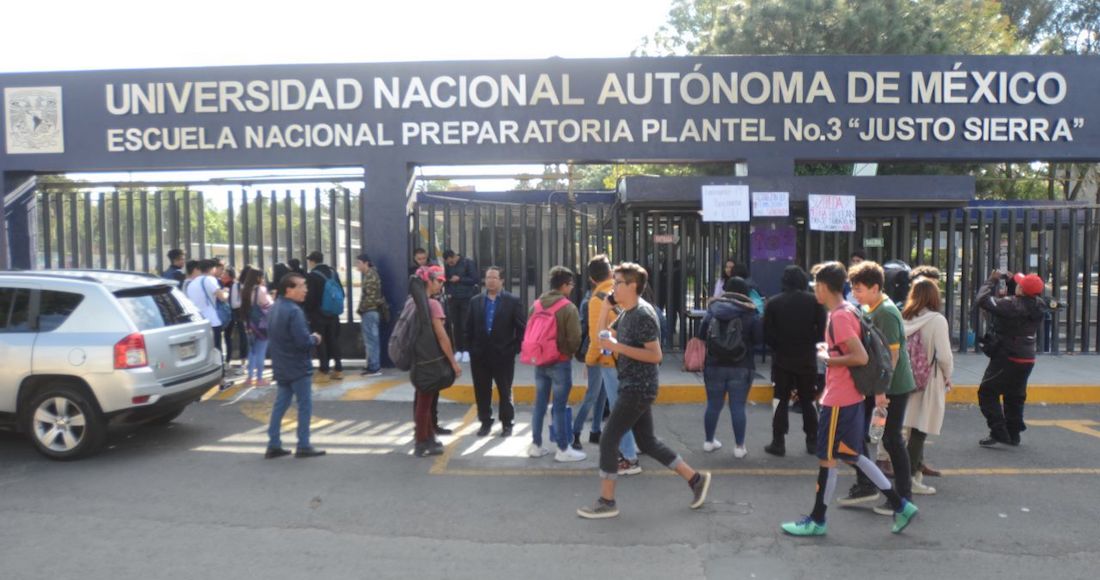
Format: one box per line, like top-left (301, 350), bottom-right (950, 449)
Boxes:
top-left (751, 225), bottom-right (797, 261)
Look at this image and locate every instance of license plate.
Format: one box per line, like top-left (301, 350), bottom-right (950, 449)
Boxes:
top-left (177, 341), bottom-right (198, 359)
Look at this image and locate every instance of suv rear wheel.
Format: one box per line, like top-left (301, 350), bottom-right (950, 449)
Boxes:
top-left (24, 386), bottom-right (106, 460)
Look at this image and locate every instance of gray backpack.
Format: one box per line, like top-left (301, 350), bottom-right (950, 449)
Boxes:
top-left (387, 276), bottom-right (423, 372)
top-left (829, 305), bottom-right (893, 396)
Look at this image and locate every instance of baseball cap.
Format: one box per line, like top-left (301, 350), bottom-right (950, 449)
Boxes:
top-left (1013, 273), bottom-right (1044, 297)
top-left (416, 265), bottom-right (445, 282)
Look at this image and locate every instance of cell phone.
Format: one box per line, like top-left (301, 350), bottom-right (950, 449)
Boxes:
top-left (607, 292), bottom-right (617, 305)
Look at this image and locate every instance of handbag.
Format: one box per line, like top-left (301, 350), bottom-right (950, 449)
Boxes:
top-left (683, 337), bottom-right (706, 372)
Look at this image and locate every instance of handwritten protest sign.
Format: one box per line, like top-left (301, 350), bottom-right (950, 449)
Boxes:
top-left (808, 194), bottom-right (856, 231)
top-left (702, 185), bottom-right (750, 222)
top-left (752, 191), bottom-right (789, 217)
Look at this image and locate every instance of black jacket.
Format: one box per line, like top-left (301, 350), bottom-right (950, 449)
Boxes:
top-left (698, 292), bottom-right (762, 369)
top-left (976, 279), bottom-right (1048, 360)
top-left (764, 289), bottom-right (827, 374)
top-left (304, 263), bottom-right (343, 319)
top-left (465, 291), bottom-right (527, 359)
top-left (445, 256), bottom-right (479, 300)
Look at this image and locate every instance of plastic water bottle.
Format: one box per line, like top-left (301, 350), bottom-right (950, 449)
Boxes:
top-left (598, 330), bottom-right (612, 356)
top-left (869, 406), bottom-right (888, 444)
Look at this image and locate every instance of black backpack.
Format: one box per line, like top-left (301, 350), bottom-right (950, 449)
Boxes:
top-left (387, 276), bottom-right (423, 372)
top-left (706, 316), bottom-right (747, 364)
top-left (574, 290), bottom-right (607, 362)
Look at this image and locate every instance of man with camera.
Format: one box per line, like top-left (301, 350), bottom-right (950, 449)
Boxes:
top-left (975, 270), bottom-right (1048, 448)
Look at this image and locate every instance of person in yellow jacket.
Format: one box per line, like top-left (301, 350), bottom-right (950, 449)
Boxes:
top-left (570, 255), bottom-right (640, 475)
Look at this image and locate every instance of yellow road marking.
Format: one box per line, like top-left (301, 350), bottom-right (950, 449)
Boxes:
top-left (340, 379), bottom-right (405, 401)
top-left (1028, 419), bottom-right (1100, 439)
top-left (430, 405), bottom-right (478, 475)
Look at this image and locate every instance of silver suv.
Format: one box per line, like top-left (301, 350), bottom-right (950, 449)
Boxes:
top-left (0, 270), bottom-right (223, 460)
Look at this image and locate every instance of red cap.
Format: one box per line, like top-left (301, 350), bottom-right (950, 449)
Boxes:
top-left (1013, 273), bottom-right (1044, 297)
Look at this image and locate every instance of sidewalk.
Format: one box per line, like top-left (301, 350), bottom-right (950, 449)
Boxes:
top-left (214, 352), bottom-right (1100, 405)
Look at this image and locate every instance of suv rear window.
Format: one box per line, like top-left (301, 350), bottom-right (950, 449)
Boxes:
top-left (0, 287), bottom-right (33, 333)
top-left (115, 286), bottom-right (195, 331)
top-left (38, 290), bottom-right (85, 332)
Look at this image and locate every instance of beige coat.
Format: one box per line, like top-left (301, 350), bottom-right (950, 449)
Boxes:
top-left (902, 309), bottom-right (954, 435)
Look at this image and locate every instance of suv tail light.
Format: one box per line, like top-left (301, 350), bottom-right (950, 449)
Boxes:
top-left (114, 333), bottom-right (148, 369)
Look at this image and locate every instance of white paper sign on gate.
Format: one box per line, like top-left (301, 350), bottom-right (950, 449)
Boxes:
top-left (752, 191), bottom-right (789, 217)
top-left (702, 185), bottom-right (750, 222)
top-left (807, 194), bottom-right (856, 232)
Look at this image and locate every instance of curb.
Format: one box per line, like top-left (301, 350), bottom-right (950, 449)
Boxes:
top-left (439, 384), bottom-right (1100, 405)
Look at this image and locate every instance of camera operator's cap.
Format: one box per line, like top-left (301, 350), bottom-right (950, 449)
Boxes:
top-left (1013, 273), bottom-right (1045, 296)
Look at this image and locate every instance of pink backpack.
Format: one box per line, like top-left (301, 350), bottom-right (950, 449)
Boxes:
top-left (520, 298), bottom-right (571, 366)
top-left (683, 337), bottom-right (706, 372)
top-left (906, 330), bottom-right (936, 392)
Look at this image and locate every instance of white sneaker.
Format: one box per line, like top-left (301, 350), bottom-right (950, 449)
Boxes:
top-left (703, 439), bottom-right (722, 453)
top-left (461, 352), bottom-right (470, 362)
top-left (911, 472), bottom-right (938, 495)
top-left (555, 447), bottom-right (587, 462)
top-left (733, 445), bottom-right (748, 459)
top-left (527, 443), bottom-right (550, 458)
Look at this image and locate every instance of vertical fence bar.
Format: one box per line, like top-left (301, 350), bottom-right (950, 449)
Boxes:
top-left (946, 208), bottom-right (957, 345)
top-left (241, 190), bottom-right (251, 266)
top-left (1067, 209), bottom-right (1079, 353)
top-left (314, 188), bottom-right (323, 256)
top-left (111, 191), bottom-right (122, 270)
top-left (285, 190), bottom-right (294, 264)
top-left (97, 193), bottom-right (107, 269)
top-left (140, 192), bottom-right (149, 274)
top-left (1008, 207), bottom-right (1018, 273)
top-left (504, 206), bottom-right (513, 293)
top-left (53, 191), bottom-right (64, 268)
top-left (519, 205), bottom-right (529, 304)
top-left (125, 190), bottom-right (136, 269)
top-left (166, 191), bottom-right (178, 252)
top-left (535, 204), bottom-right (544, 293)
top-left (256, 191), bottom-right (265, 274)
top-left (227, 191), bottom-right (236, 268)
top-left (83, 192), bottom-right (93, 269)
top-left (442, 203), bottom-right (452, 257)
top-left (345, 189), bottom-right (355, 322)
top-left (68, 191), bottom-right (79, 269)
top-left (1023, 207), bottom-right (1034, 273)
top-left (1038, 211), bottom-right (1049, 352)
top-left (1080, 209), bottom-right (1093, 352)
top-left (1052, 209), bottom-right (1063, 353)
top-left (182, 189), bottom-right (192, 260)
top-left (328, 189), bottom-right (338, 279)
top-left (270, 190), bottom-right (280, 265)
top-left (195, 191), bottom-right (205, 261)
top-left (959, 209), bottom-right (972, 352)
top-left (299, 189), bottom-right (308, 263)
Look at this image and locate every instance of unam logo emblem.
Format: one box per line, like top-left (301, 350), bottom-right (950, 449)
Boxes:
top-left (5, 86), bottom-right (65, 154)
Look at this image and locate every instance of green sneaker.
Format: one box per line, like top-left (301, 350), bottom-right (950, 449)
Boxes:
top-left (781, 516), bottom-right (827, 536)
top-left (892, 500), bottom-right (919, 533)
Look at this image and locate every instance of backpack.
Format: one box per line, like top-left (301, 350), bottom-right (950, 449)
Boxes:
top-left (247, 288), bottom-right (271, 339)
top-left (906, 329), bottom-right (937, 392)
top-left (520, 297), bottom-right (571, 366)
top-left (683, 337), bottom-right (706, 372)
top-left (408, 277), bottom-right (455, 392)
top-left (387, 291), bottom-right (420, 372)
top-left (829, 305), bottom-right (894, 397)
top-left (748, 288), bottom-right (765, 315)
top-left (319, 269), bottom-right (345, 317)
top-left (706, 317), bottom-right (747, 365)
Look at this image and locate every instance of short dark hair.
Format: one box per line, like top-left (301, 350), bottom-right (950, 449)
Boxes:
top-left (781, 265), bottom-right (809, 292)
top-left (723, 276), bottom-right (750, 295)
top-left (848, 260), bottom-right (885, 291)
top-left (485, 266), bottom-right (504, 278)
top-left (548, 266), bottom-right (574, 290)
top-left (732, 264), bottom-right (750, 279)
top-left (356, 253), bottom-right (372, 265)
top-left (413, 247), bottom-right (428, 256)
top-left (306, 251), bottom-right (324, 264)
top-left (587, 254), bottom-right (611, 283)
top-left (199, 259), bottom-right (218, 273)
top-left (167, 249), bottom-right (185, 261)
top-left (851, 249), bottom-right (867, 261)
top-left (811, 261), bottom-right (848, 294)
top-left (910, 265), bottom-right (941, 281)
top-left (277, 272), bottom-right (306, 294)
top-left (442, 249), bottom-right (457, 260)
top-left (185, 260), bottom-right (200, 275)
top-left (223, 267), bottom-right (237, 279)
top-left (614, 262), bottom-right (648, 295)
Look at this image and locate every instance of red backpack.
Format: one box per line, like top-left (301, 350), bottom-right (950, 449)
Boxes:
top-left (520, 298), bottom-right (571, 366)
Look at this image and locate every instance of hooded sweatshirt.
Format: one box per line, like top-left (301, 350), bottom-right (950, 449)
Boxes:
top-left (698, 292), bottom-right (763, 369)
top-left (530, 290), bottom-right (582, 361)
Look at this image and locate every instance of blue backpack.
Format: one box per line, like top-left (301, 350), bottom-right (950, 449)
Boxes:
top-left (320, 270), bottom-right (345, 317)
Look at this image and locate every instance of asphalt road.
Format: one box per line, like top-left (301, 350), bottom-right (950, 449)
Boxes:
top-left (2, 394), bottom-right (1099, 580)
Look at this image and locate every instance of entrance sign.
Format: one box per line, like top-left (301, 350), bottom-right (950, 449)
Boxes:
top-left (702, 185), bottom-right (750, 222)
top-left (864, 237), bottom-right (885, 248)
top-left (808, 194), bottom-right (856, 231)
top-left (752, 191), bottom-right (790, 217)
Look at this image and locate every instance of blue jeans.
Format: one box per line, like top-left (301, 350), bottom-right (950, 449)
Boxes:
top-left (573, 365), bottom-right (607, 436)
top-left (361, 310), bottom-right (381, 372)
top-left (247, 336), bottom-right (269, 381)
top-left (532, 361), bottom-right (573, 451)
top-left (703, 366), bottom-right (753, 445)
top-left (267, 374), bottom-right (313, 450)
top-left (601, 366), bottom-right (637, 460)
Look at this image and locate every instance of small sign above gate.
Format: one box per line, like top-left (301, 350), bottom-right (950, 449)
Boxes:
top-left (654, 233), bottom-right (679, 245)
top-left (864, 237), bottom-right (885, 248)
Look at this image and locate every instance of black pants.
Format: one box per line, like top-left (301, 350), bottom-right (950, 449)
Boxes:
top-left (978, 357), bottom-right (1034, 440)
top-left (771, 366), bottom-right (819, 442)
top-left (310, 315), bottom-right (343, 373)
top-left (470, 352), bottom-right (515, 427)
top-left (447, 296), bottom-right (472, 352)
top-left (599, 390), bottom-right (680, 478)
top-left (222, 309), bottom-right (249, 362)
top-left (856, 392), bottom-right (913, 499)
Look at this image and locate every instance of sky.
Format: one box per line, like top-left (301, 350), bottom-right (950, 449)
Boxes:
top-left (0, 0), bottom-right (675, 190)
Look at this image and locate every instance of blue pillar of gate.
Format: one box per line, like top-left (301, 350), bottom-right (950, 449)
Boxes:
top-left (746, 158), bottom-right (796, 297)
top-left (362, 159), bottom-right (412, 367)
top-left (2, 170), bottom-right (36, 270)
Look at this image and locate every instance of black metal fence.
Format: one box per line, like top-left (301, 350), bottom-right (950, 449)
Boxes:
top-left (34, 184), bottom-right (366, 324)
